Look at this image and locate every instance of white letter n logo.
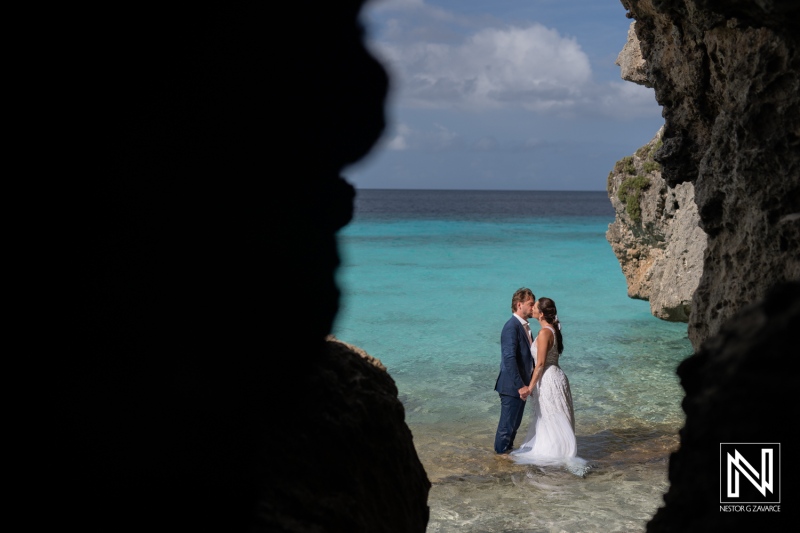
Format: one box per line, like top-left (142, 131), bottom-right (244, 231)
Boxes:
top-left (727, 448), bottom-right (773, 497)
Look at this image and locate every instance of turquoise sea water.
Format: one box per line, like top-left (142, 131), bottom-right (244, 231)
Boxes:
top-left (332, 190), bottom-right (693, 533)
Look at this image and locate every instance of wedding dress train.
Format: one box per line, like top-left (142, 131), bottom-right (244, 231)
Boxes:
top-left (510, 325), bottom-right (589, 476)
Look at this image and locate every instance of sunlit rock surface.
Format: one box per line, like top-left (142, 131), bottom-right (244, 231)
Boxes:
top-left (607, 126), bottom-right (706, 322)
top-left (621, 0), bottom-right (800, 349)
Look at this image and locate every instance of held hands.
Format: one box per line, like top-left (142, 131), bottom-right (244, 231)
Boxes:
top-left (519, 384), bottom-right (534, 400)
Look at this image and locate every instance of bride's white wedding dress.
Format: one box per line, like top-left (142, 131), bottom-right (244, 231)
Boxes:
top-left (510, 325), bottom-right (589, 476)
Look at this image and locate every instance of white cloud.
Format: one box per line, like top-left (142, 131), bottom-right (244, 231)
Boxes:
top-left (386, 135), bottom-right (408, 150)
top-left (368, 0), bottom-right (424, 9)
top-left (386, 123), bottom-right (411, 150)
top-left (376, 24), bottom-right (591, 111)
top-left (363, 0), bottom-right (662, 120)
top-left (349, 1), bottom-right (666, 190)
top-left (367, 0), bottom-right (461, 25)
top-left (376, 121), bottom-right (465, 152)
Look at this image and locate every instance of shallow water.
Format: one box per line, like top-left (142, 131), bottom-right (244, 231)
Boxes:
top-left (333, 190), bottom-right (692, 532)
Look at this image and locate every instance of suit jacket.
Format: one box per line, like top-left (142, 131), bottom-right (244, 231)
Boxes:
top-left (494, 315), bottom-right (534, 397)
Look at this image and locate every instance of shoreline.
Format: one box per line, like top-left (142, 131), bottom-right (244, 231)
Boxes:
top-left (410, 419), bottom-right (680, 484)
top-left (414, 426), bottom-right (678, 532)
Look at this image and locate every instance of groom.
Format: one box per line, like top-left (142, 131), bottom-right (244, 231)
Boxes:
top-left (493, 287), bottom-right (536, 454)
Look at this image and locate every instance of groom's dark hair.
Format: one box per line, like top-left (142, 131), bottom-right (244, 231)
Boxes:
top-left (511, 287), bottom-right (535, 312)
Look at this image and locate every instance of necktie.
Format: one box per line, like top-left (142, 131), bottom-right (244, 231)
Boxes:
top-left (524, 323), bottom-right (532, 345)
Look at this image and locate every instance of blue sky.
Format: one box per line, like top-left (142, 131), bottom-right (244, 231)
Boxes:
top-left (344, 0), bottom-right (664, 191)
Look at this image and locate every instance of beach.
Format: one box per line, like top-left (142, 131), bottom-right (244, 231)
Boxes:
top-left (333, 189), bottom-right (692, 532)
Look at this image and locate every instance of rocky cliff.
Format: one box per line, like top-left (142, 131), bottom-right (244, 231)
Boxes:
top-left (606, 125), bottom-right (706, 321)
top-left (621, 0), bottom-right (800, 350)
top-left (618, 1), bottom-right (799, 531)
top-left (609, 21), bottom-right (707, 323)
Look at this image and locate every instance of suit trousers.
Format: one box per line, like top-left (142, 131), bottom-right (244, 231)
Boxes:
top-left (494, 393), bottom-right (526, 454)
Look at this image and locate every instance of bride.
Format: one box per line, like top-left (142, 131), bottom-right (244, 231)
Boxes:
top-left (510, 297), bottom-right (589, 476)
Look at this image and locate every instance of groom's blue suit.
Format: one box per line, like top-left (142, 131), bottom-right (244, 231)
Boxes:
top-left (494, 315), bottom-right (534, 454)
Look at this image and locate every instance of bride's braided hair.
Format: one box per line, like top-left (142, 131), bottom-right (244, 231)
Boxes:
top-left (538, 297), bottom-right (563, 354)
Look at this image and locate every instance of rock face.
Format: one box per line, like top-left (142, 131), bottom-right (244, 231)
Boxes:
top-left (616, 1), bottom-right (799, 531)
top-left (606, 126), bottom-right (706, 322)
top-left (621, 0), bottom-right (800, 350)
top-left (260, 337), bottom-right (430, 532)
top-left (56, 3), bottom-right (431, 532)
top-left (616, 19), bottom-right (649, 85)
top-left (647, 282), bottom-right (798, 532)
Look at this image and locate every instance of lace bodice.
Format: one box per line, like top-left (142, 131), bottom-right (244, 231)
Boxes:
top-left (531, 325), bottom-right (560, 367)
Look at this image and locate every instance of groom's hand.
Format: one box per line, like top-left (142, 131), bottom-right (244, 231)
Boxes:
top-left (519, 386), bottom-right (529, 400)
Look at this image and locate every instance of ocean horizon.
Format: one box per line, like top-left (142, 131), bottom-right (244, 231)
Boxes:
top-left (332, 188), bottom-right (692, 532)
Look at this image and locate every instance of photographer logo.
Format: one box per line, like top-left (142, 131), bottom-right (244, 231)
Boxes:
top-left (720, 443), bottom-right (780, 504)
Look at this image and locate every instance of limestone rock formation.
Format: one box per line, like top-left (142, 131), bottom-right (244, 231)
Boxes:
top-left (621, 0), bottom-right (800, 350)
top-left (616, 1), bottom-right (800, 531)
top-left (616, 20), bottom-right (649, 85)
top-left (606, 127), bottom-right (706, 322)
